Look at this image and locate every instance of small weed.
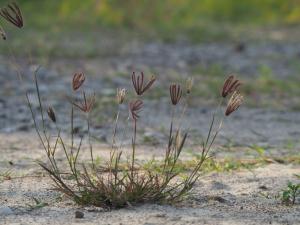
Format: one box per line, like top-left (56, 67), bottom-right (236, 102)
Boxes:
top-left (0, 169), bottom-right (12, 182)
top-left (281, 181), bottom-right (300, 205)
top-left (251, 145), bottom-right (266, 158)
top-left (26, 197), bottom-right (48, 211)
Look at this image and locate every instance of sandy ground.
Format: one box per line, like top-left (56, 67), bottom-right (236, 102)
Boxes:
top-left (0, 131), bottom-right (299, 225)
top-left (0, 159), bottom-right (299, 225)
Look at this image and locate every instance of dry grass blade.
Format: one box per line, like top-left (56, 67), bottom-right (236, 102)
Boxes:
top-left (38, 162), bottom-right (77, 198)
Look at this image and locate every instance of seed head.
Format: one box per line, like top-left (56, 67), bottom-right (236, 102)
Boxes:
top-left (72, 72), bottom-right (85, 91)
top-left (116, 88), bottom-right (126, 104)
top-left (169, 83), bottom-right (182, 105)
top-left (222, 75), bottom-right (241, 98)
top-left (225, 91), bottom-right (243, 116)
top-left (47, 107), bottom-right (56, 123)
top-left (131, 72), bottom-right (156, 95)
top-left (72, 92), bottom-right (95, 113)
top-left (129, 99), bottom-right (143, 121)
top-left (186, 77), bottom-right (194, 94)
top-left (0, 2), bottom-right (23, 28)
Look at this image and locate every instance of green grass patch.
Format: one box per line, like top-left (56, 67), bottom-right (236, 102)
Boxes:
top-left (2, 0), bottom-right (300, 53)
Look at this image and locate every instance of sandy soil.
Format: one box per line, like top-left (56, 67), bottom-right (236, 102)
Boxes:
top-left (0, 158), bottom-right (299, 225)
top-left (0, 131), bottom-right (299, 225)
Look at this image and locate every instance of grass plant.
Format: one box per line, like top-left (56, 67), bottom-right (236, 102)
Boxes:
top-left (27, 70), bottom-right (243, 208)
top-left (1, 2), bottom-right (244, 209)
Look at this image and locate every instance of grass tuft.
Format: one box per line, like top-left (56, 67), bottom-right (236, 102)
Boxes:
top-left (25, 70), bottom-right (243, 209)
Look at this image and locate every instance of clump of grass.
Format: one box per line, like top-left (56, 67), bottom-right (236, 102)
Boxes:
top-left (26, 70), bottom-right (243, 209)
top-left (2, 3), bottom-right (245, 208)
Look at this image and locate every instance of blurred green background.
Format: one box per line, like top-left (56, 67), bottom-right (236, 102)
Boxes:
top-left (2, 0), bottom-right (300, 42)
top-left (18, 0), bottom-right (300, 31)
top-left (2, 0), bottom-right (300, 109)
top-left (1, 0), bottom-right (300, 57)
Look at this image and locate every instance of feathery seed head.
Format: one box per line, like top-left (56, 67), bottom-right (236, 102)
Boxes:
top-left (116, 88), bottom-right (126, 104)
top-left (225, 91), bottom-right (244, 116)
top-left (186, 77), bottom-right (194, 94)
top-left (72, 72), bottom-right (85, 91)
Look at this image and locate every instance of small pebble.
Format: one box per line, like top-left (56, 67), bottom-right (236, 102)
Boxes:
top-left (154, 213), bottom-right (166, 218)
top-left (75, 210), bottom-right (84, 219)
top-left (259, 185), bottom-right (268, 190)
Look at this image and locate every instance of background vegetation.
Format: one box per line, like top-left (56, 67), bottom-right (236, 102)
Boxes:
top-left (3, 0), bottom-right (300, 41)
top-left (2, 0), bottom-right (300, 109)
top-left (19, 1), bottom-right (300, 28)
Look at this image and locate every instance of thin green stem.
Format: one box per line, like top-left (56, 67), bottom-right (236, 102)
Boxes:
top-left (112, 106), bottom-right (120, 149)
top-left (177, 94), bottom-right (190, 131)
top-left (119, 116), bottom-right (130, 151)
top-left (131, 120), bottom-right (137, 178)
top-left (86, 113), bottom-right (94, 168)
top-left (71, 107), bottom-right (74, 156)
